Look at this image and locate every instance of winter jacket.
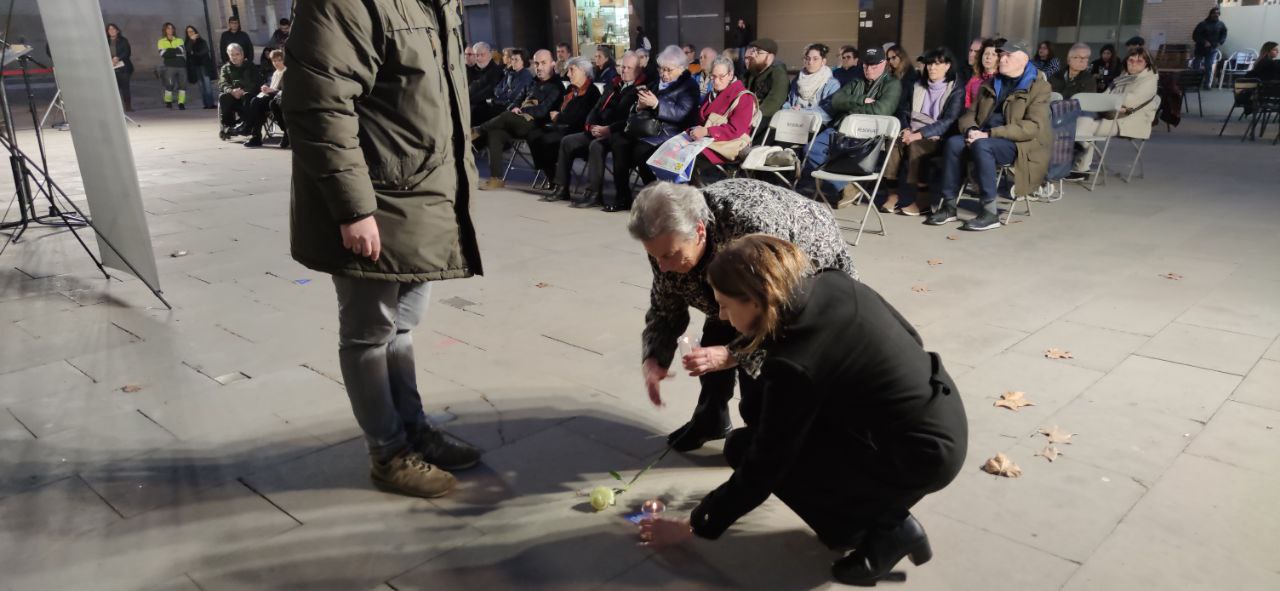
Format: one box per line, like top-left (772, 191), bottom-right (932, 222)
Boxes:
top-left (830, 71), bottom-right (902, 118)
top-left (218, 60), bottom-right (260, 93)
top-left (1050, 68), bottom-right (1098, 100)
top-left (897, 78), bottom-right (964, 139)
top-left (545, 82), bottom-right (601, 133)
top-left (959, 67), bottom-right (1052, 197)
top-left (467, 61), bottom-right (504, 105)
top-left (698, 78), bottom-right (758, 164)
top-left (832, 66), bottom-right (863, 88)
top-left (108, 35), bottom-right (133, 75)
top-left (185, 36), bottom-right (216, 82)
top-left (157, 37), bottom-right (186, 68)
top-left (745, 62), bottom-right (790, 120)
top-left (585, 75), bottom-right (646, 133)
top-left (1192, 19), bottom-right (1228, 58)
top-left (1091, 58), bottom-right (1121, 91)
top-left (219, 29), bottom-right (254, 64)
top-left (595, 61), bottom-right (618, 84)
top-left (781, 74), bottom-right (842, 125)
top-left (284, 0), bottom-right (483, 282)
top-left (492, 68), bottom-right (534, 110)
top-left (1093, 68), bottom-right (1158, 140)
top-left (515, 74), bottom-right (565, 124)
top-left (641, 71), bottom-right (700, 140)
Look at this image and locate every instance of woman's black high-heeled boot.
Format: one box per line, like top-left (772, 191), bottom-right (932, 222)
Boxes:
top-left (830, 514), bottom-right (932, 586)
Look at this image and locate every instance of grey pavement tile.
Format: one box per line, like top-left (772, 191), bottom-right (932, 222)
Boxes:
top-left (1063, 455), bottom-right (1280, 591)
top-left (2, 481), bottom-right (300, 590)
top-left (928, 454), bottom-right (1147, 563)
top-left (0, 409), bottom-right (33, 439)
top-left (955, 350), bottom-right (1105, 442)
top-left (1185, 401), bottom-right (1280, 476)
top-left (6, 383), bottom-right (138, 439)
top-left (1231, 358), bottom-right (1280, 412)
top-left (1176, 275), bottom-right (1280, 339)
top-left (0, 475), bottom-right (123, 571)
top-left (143, 575), bottom-right (203, 591)
top-left (1078, 355), bottom-right (1241, 423)
top-left (1136, 322), bottom-right (1271, 376)
top-left (1009, 320), bottom-right (1151, 373)
top-left (0, 359), bottom-right (95, 406)
top-left (915, 319), bottom-right (1030, 369)
top-left (1061, 260), bottom-right (1233, 336)
top-left (0, 292), bottom-right (76, 323)
top-left (1265, 335), bottom-right (1280, 361)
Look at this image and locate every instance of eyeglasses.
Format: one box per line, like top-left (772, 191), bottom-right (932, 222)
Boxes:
top-left (659, 66), bottom-right (680, 73)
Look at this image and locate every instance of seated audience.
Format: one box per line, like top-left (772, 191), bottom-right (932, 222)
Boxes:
top-left (1032, 41), bottom-right (1062, 78)
top-left (887, 44), bottom-right (920, 89)
top-left (243, 49), bottom-right (287, 148)
top-left (965, 39), bottom-right (1001, 108)
top-left (465, 45), bottom-right (476, 71)
top-left (781, 43), bottom-right (841, 126)
top-left (636, 47), bottom-right (658, 84)
top-left (694, 47), bottom-right (719, 97)
top-left (472, 49), bottom-right (564, 190)
top-left (611, 45), bottom-right (700, 205)
top-left (550, 52), bottom-right (645, 210)
top-left (1247, 41), bottom-right (1280, 81)
top-left (525, 56), bottom-right (601, 194)
top-left (688, 55), bottom-right (759, 182)
top-left (1068, 47), bottom-right (1158, 180)
top-left (555, 42), bottom-right (572, 76)
top-left (1050, 43), bottom-right (1098, 100)
top-left (834, 45), bottom-right (863, 87)
top-left (476, 47), bottom-right (533, 123)
top-left (1091, 44), bottom-right (1121, 91)
top-left (928, 41), bottom-right (1051, 232)
top-left (218, 43), bottom-right (261, 135)
top-left (743, 38), bottom-right (789, 134)
top-left (803, 47), bottom-right (902, 200)
top-left (468, 42), bottom-right (504, 120)
top-left (684, 45), bottom-right (702, 75)
top-left (960, 37), bottom-right (985, 82)
top-left (595, 45), bottom-right (618, 84)
top-left (881, 48), bottom-right (963, 215)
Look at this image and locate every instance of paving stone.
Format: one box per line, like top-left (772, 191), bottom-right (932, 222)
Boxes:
top-left (1009, 320), bottom-right (1151, 373)
top-left (0, 359), bottom-right (95, 406)
top-left (1077, 355), bottom-right (1241, 423)
top-left (0, 476), bottom-right (123, 572)
top-left (1231, 358), bottom-right (1280, 412)
top-left (1176, 276), bottom-right (1280, 339)
top-left (1136, 322), bottom-right (1271, 376)
top-left (915, 319), bottom-right (1030, 368)
top-left (1063, 455), bottom-right (1280, 591)
top-left (955, 351), bottom-right (1105, 442)
top-left (1185, 401), bottom-right (1280, 477)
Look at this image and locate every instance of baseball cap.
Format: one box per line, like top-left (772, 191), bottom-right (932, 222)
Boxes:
top-left (997, 39), bottom-right (1032, 56)
top-left (861, 47), bottom-right (885, 65)
top-left (749, 38), bottom-right (778, 55)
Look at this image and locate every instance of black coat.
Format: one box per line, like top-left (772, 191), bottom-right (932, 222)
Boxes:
top-left (219, 29), bottom-right (254, 64)
top-left (596, 62), bottom-right (618, 84)
top-left (647, 71), bottom-right (701, 137)
top-left (545, 83), bottom-right (602, 133)
top-left (185, 36), bottom-right (216, 82)
top-left (468, 61), bottom-right (504, 104)
top-left (586, 77), bottom-right (645, 133)
top-left (108, 35), bottom-right (133, 75)
top-left (690, 270), bottom-right (968, 540)
top-left (517, 74), bottom-right (565, 123)
top-left (896, 78), bottom-right (965, 139)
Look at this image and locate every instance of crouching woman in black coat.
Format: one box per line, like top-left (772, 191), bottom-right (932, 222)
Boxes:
top-left (640, 234), bottom-right (968, 586)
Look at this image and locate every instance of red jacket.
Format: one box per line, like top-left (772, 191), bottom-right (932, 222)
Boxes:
top-left (697, 78), bottom-right (757, 164)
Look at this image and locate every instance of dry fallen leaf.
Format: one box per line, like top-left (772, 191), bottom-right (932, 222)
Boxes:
top-left (534, 282), bottom-right (549, 288)
top-left (945, 235), bottom-right (958, 241)
top-left (1160, 272), bottom-right (1183, 280)
top-left (911, 285), bottom-right (931, 294)
top-left (994, 390), bottom-right (1034, 411)
top-left (982, 452), bottom-right (1022, 478)
top-left (1044, 347), bottom-right (1074, 359)
top-left (1039, 445), bottom-right (1062, 462)
top-left (927, 259), bottom-right (943, 267)
top-left (1039, 425), bottom-right (1075, 444)
top-left (121, 384), bottom-right (143, 393)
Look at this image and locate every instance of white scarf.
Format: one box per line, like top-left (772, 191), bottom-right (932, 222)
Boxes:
top-left (794, 66), bottom-right (833, 107)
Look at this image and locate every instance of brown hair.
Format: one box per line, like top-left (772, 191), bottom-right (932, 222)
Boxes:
top-left (707, 234), bottom-right (811, 353)
top-left (886, 44), bottom-right (914, 80)
top-left (269, 49), bottom-right (284, 60)
top-left (1126, 47), bottom-right (1154, 73)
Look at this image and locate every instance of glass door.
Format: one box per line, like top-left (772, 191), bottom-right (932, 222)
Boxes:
top-left (574, 0), bottom-right (631, 60)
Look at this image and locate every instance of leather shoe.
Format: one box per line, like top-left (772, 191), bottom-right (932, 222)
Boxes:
top-left (667, 418), bottom-right (731, 452)
top-left (541, 189), bottom-right (570, 202)
top-left (831, 514), bottom-right (932, 586)
top-left (602, 204), bottom-right (627, 213)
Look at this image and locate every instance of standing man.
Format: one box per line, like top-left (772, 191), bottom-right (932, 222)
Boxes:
top-left (219, 16), bottom-right (253, 65)
top-left (1192, 7), bottom-right (1228, 88)
top-left (285, 0), bottom-right (485, 499)
top-left (742, 38), bottom-right (789, 135)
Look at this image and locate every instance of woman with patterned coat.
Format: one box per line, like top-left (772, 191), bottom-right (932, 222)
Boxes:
top-left (626, 179), bottom-right (856, 453)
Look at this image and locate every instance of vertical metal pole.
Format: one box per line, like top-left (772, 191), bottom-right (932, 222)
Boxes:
top-left (203, 0), bottom-right (218, 69)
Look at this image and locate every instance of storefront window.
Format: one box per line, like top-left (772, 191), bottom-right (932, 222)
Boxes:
top-left (574, 0), bottom-right (630, 60)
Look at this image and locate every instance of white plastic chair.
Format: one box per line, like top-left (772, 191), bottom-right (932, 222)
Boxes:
top-left (1116, 95), bottom-right (1160, 183)
top-left (1218, 50), bottom-right (1258, 89)
top-left (1071, 92), bottom-right (1124, 192)
top-left (740, 110), bottom-right (822, 188)
top-left (811, 114), bottom-right (901, 246)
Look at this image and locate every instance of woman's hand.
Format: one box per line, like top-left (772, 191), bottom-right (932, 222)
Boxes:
top-left (638, 516), bottom-right (693, 547)
top-left (642, 358), bottom-right (669, 407)
top-left (682, 345), bottom-right (735, 377)
top-left (550, 111), bottom-right (560, 121)
top-left (637, 89), bottom-right (658, 109)
top-left (688, 126), bottom-right (709, 140)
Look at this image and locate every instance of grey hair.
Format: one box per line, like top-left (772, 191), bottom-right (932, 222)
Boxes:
top-left (628, 182), bottom-right (713, 241)
top-left (710, 55), bottom-right (735, 77)
top-left (634, 47), bottom-right (649, 58)
top-left (473, 41), bottom-right (491, 54)
top-left (620, 50), bottom-right (638, 64)
top-left (566, 55), bottom-right (594, 80)
top-left (226, 43), bottom-right (243, 54)
top-left (1067, 42), bottom-right (1091, 57)
top-left (656, 45), bottom-right (688, 69)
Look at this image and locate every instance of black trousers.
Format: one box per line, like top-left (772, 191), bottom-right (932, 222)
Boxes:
top-left (556, 132), bottom-right (615, 200)
top-left (609, 134), bottom-right (661, 206)
top-left (218, 92), bottom-right (253, 127)
top-left (114, 69), bottom-right (131, 103)
top-left (529, 129), bottom-right (566, 179)
top-left (479, 111), bottom-right (536, 178)
top-left (691, 318), bottom-right (742, 430)
top-left (244, 93), bottom-right (283, 139)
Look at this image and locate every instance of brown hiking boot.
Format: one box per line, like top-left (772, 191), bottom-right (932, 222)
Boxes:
top-left (481, 178), bottom-right (505, 191)
top-left (370, 451), bottom-right (456, 498)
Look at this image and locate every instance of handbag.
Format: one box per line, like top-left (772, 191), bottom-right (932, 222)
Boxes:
top-left (818, 132), bottom-right (884, 176)
top-left (625, 107), bottom-right (663, 139)
top-left (704, 90), bottom-right (755, 160)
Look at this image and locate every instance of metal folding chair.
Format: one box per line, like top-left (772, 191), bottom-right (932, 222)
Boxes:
top-left (1177, 70), bottom-right (1205, 117)
top-left (740, 110), bottom-right (822, 188)
top-left (1115, 95), bottom-right (1160, 183)
top-left (1220, 78), bottom-right (1261, 137)
top-left (1071, 93), bottom-right (1124, 192)
top-left (811, 114), bottom-right (900, 246)
top-left (501, 139), bottom-right (543, 186)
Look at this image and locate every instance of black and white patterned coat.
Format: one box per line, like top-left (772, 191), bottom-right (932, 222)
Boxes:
top-left (642, 178), bottom-right (858, 369)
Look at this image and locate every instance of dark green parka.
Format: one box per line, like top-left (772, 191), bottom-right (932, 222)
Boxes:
top-left (284, 0), bottom-right (483, 282)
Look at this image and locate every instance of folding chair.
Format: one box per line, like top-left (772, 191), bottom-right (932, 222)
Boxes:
top-left (1070, 93), bottom-right (1124, 192)
top-left (501, 139), bottom-right (543, 186)
top-left (739, 110), bottom-right (822, 188)
top-left (811, 114), bottom-right (900, 246)
top-left (1242, 81), bottom-right (1280, 143)
top-left (1217, 50), bottom-right (1257, 89)
top-left (1115, 95), bottom-right (1160, 183)
top-left (1176, 70), bottom-right (1205, 117)
top-left (1220, 78), bottom-right (1261, 137)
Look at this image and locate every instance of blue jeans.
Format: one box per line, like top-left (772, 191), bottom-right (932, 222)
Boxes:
top-left (1193, 49), bottom-right (1220, 88)
top-left (803, 128), bottom-right (848, 192)
top-left (938, 134), bottom-right (1017, 215)
top-left (333, 276), bottom-right (432, 463)
top-left (194, 72), bottom-right (216, 107)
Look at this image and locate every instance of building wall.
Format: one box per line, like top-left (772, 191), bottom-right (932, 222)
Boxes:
top-left (1139, 0), bottom-right (1218, 49)
top-left (901, 0), bottom-right (928, 57)
top-left (1215, 3), bottom-right (1279, 58)
top-left (755, 0), bottom-right (860, 67)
